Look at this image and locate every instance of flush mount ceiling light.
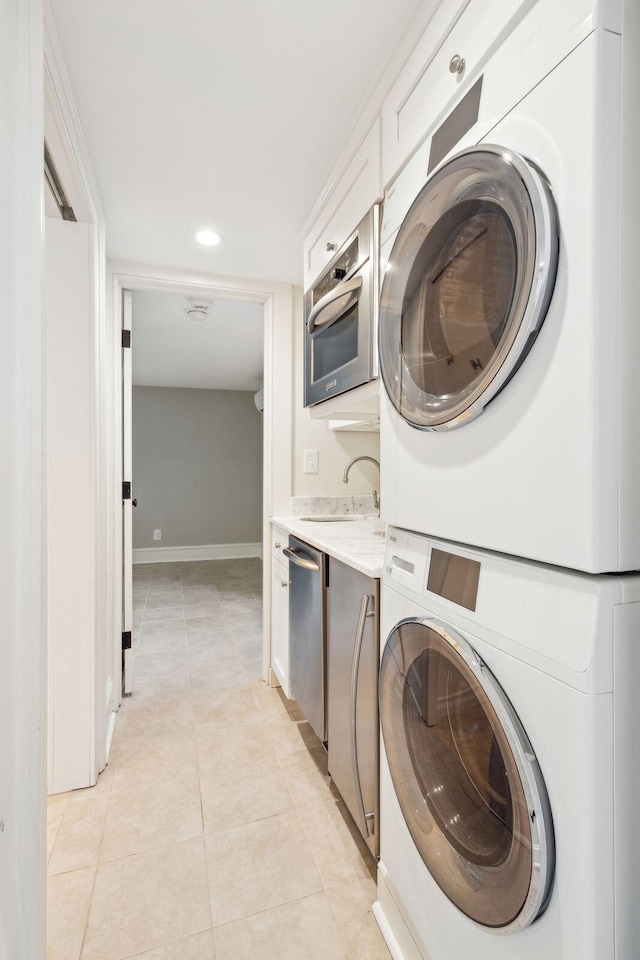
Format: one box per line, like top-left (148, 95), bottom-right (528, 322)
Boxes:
top-left (185, 297), bottom-right (213, 321)
top-left (196, 229), bottom-right (221, 246)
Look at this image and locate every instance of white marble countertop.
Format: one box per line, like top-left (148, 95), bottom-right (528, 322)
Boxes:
top-left (270, 515), bottom-right (387, 578)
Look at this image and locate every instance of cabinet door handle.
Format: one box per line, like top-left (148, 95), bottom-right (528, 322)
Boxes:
top-left (275, 542), bottom-right (281, 549)
top-left (281, 580), bottom-right (291, 587)
top-left (449, 53), bottom-right (465, 75)
top-left (350, 594), bottom-right (375, 839)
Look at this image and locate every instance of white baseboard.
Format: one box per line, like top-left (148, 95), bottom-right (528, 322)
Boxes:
top-left (105, 708), bottom-right (117, 765)
top-left (133, 542), bottom-right (263, 564)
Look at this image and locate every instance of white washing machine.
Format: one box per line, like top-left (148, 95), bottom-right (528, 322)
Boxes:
top-left (379, 1), bottom-right (640, 573)
top-left (374, 527), bottom-right (640, 960)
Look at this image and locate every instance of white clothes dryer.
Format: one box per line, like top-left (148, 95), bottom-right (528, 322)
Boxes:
top-left (379, 2), bottom-right (640, 573)
top-left (374, 527), bottom-right (640, 960)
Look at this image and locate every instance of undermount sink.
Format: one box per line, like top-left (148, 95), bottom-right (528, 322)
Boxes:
top-left (299, 514), bottom-right (369, 522)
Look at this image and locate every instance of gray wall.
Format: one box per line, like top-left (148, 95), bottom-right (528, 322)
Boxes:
top-left (133, 386), bottom-right (263, 549)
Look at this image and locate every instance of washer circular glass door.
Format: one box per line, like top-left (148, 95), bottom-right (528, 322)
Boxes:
top-left (379, 145), bottom-right (558, 430)
top-left (379, 618), bottom-right (554, 932)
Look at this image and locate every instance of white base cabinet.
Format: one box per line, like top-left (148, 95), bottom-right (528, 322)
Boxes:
top-left (271, 525), bottom-right (291, 697)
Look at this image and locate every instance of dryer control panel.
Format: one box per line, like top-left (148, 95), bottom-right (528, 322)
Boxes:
top-left (384, 529), bottom-right (481, 611)
top-left (427, 548), bottom-right (481, 611)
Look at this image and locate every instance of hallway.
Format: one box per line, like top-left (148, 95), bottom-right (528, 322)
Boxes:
top-left (46, 559), bottom-right (390, 960)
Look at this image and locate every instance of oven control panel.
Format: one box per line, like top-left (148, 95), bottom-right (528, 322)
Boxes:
top-left (312, 234), bottom-right (359, 303)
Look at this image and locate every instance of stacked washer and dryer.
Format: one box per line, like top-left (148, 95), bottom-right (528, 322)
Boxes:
top-left (374, 1), bottom-right (640, 959)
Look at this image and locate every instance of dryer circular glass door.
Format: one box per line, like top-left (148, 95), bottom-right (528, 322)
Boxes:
top-left (379, 145), bottom-right (558, 430)
top-left (379, 617), bottom-right (554, 932)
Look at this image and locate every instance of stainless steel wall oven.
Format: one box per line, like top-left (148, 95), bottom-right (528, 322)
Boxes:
top-left (304, 204), bottom-right (380, 406)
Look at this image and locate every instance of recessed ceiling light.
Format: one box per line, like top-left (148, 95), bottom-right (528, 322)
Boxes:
top-left (196, 229), bottom-right (221, 247)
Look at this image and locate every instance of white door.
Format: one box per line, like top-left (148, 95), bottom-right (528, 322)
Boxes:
top-left (45, 217), bottom-right (100, 792)
top-left (122, 289), bottom-right (134, 695)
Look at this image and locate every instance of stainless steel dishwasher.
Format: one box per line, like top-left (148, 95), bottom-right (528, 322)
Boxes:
top-left (284, 536), bottom-right (327, 742)
top-left (327, 556), bottom-right (379, 857)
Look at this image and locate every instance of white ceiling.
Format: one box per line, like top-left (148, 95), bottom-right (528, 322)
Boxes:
top-left (50, 0), bottom-right (423, 284)
top-left (132, 290), bottom-right (264, 391)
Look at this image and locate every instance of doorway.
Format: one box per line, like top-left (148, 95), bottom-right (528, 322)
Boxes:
top-left (111, 263), bottom-right (294, 715)
top-left (126, 288), bottom-right (266, 694)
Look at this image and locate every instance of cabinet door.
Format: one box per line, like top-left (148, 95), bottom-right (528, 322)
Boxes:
top-left (271, 556), bottom-right (291, 698)
top-left (303, 118), bottom-right (382, 290)
top-left (327, 558), bottom-right (379, 857)
top-left (382, 0), bottom-right (538, 183)
top-left (271, 524), bottom-right (287, 564)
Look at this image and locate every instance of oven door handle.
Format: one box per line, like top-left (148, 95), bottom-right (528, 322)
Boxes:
top-left (307, 274), bottom-right (363, 334)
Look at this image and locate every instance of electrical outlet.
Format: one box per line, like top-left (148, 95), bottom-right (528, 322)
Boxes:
top-left (303, 449), bottom-right (319, 474)
top-left (153, 529), bottom-right (161, 541)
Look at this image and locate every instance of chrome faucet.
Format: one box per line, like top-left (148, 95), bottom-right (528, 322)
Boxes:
top-left (343, 456), bottom-right (381, 511)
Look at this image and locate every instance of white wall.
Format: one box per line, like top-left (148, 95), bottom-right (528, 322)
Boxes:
top-left (132, 386), bottom-right (263, 549)
top-left (45, 218), bottom-right (97, 795)
top-left (291, 286), bottom-right (381, 498)
top-left (0, 0), bottom-right (45, 956)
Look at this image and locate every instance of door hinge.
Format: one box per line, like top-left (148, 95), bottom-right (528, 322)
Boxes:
top-left (122, 481), bottom-right (131, 500)
top-left (122, 329), bottom-right (131, 348)
top-left (122, 630), bottom-right (132, 650)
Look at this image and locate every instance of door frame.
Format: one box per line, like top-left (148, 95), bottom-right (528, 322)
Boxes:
top-left (108, 261), bottom-right (293, 693)
top-left (121, 289), bottom-right (134, 697)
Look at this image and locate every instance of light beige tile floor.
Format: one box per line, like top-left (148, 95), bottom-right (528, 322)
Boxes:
top-left (47, 558), bottom-right (390, 960)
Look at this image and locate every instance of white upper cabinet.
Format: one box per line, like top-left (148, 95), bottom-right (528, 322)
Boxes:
top-left (303, 0), bottom-right (619, 271)
top-left (381, 0), bottom-right (604, 190)
top-left (303, 118), bottom-right (382, 291)
top-left (382, 0), bottom-right (539, 185)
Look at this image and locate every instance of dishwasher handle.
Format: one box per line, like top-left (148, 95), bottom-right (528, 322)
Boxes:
top-left (350, 593), bottom-right (375, 839)
top-left (282, 546), bottom-right (320, 571)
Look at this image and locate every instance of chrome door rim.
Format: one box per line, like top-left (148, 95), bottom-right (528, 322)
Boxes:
top-left (379, 144), bottom-right (559, 431)
top-left (380, 616), bottom-right (555, 933)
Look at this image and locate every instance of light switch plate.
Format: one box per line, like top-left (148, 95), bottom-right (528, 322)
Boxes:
top-left (153, 529), bottom-right (162, 541)
top-left (303, 449), bottom-right (319, 474)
